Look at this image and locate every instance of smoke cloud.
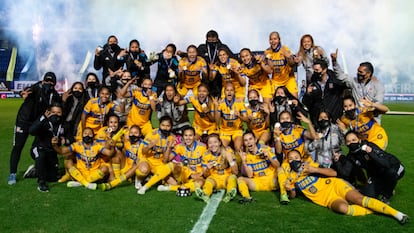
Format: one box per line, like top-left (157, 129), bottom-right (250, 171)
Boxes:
top-left (1, 0), bottom-right (413, 93)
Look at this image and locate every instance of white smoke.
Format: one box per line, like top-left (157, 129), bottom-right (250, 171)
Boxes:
top-left (2, 0), bottom-right (413, 92)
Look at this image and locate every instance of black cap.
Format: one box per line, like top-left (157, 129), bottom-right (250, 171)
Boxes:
top-left (43, 72), bottom-right (57, 84)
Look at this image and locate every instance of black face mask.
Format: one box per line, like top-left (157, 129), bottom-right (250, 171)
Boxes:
top-left (109, 44), bottom-right (120, 53)
top-left (129, 135), bottom-right (140, 144)
top-left (318, 119), bottom-right (330, 129)
top-left (249, 100), bottom-right (259, 107)
top-left (281, 122), bottom-right (292, 129)
top-left (43, 83), bottom-right (54, 95)
top-left (49, 115), bottom-right (61, 125)
top-left (160, 129), bottom-right (171, 137)
top-left (82, 136), bottom-right (93, 144)
top-left (313, 71), bottom-right (323, 81)
top-left (142, 87), bottom-right (149, 93)
top-left (72, 90), bottom-right (82, 98)
top-left (348, 142), bottom-right (362, 153)
top-left (357, 73), bottom-right (365, 81)
top-left (274, 96), bottom-right (286, 105)
top-left (289, 160), bottom-right (303, 172)
top-left (87, 82), bottom-right (97, 89)
top-left (131, 51), bottom-right (139, 57)
top-left (344, 109), bottom-right (356, 119)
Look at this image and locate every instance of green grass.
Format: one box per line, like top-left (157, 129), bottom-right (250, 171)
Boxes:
top-left (0, 99), bottom-right (413, 233)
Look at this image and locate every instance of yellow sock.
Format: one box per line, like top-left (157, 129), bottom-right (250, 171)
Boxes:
top-left (144, 164), bottom-right (172, 189)
top-left (226, 175), bottom-right (237, 193)
top-left (277, 168), bottom-right (287, 195)
top-left (362, 196), bottom-right (398, 217)
top-left (112, 163), bottom-right (121, 178)
top-left (68, 167), bottom-right (89, 186)
top-left (346, 204), bottom-right (374, 216)
top-left (109, 174), bottom-right (126, 188)
top-left (203, 180), bottom-right (214, 197)
top-left (183, 181), bottom-right (196, 192)
top-left (169, 185), bottom-right (179, 191)
top-left (238, 179), bottom-right (251, 198)
top-left (88, 170), bottom-right (105, 183)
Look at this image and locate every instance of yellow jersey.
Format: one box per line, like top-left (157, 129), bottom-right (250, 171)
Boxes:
top-left (245, 144), bottom-right (277, 178)
top-left (140, 128), bottom-right (175, 167)
top-left (69, 141), bottom-right (105, 171)
top-left (246, 106), bottom-right (268, 134)
top-left (217, 98), bottom-right (246, 132)
top-left (83, 97), bottom-right (116, 133)
top-left (202, 147), bottom-right (235, 178)
top-left (264, 45), bottom-right (295, 85)
top-left (123, 140), bottom-right (142, 169)
top-left (212, 58), bottom-right (242, 89)
top-left (186, 96), bottom-right (216, 132)
top-left (173, 141), bottom-right (207, 174)
top-left (340, 108), bottom-right (388, 149)
top-left (127, 88), bottom-right (157, 127)
top-left (280, 125), bottom-right (307, 158)
top-left (239, 62), bottom-right (270, 87)
top-left (178, 56), bottom-right (207, 88)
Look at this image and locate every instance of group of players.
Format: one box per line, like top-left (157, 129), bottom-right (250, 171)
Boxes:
top-left (8, 30), bottom-right (408, 224)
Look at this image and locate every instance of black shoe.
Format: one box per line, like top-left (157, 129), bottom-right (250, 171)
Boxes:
top-left (238, 197), bottom-right (255, 205)
top-left (23, 164), bottom-right (37, 178)
top-left (37, 182), bottom-right (49, 193)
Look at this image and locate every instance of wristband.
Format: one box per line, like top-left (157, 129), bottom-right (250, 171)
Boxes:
top-left (229, 161), bottom-right (235, 167)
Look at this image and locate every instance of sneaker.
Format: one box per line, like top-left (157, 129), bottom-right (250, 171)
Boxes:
top-left (157, 185), bottom-right (170, 191)
top-left (7, 173), bottom-right (16, 185)
top-left (135, 177), bottom-right (142, 190)
top-left (67, 181), bottom-right (82, 188)
top-left (100, 183), bottom-right (111, 191)
top-left (58, 173), bottom-right (71, 183)
top-left (399, 214), bottom-right (409, 225)
top-left (37, 182), bottom-right (49, 193)
top-left (280, 194), bottom-right (290, 205)
top-left (23, 164), bottom-right (36, 178)
top-left (195, 188), bottom-right (210, 203)
top-left (137, 186), bottom-right (147, 195)
top-left (86, 183), bottom-right (97, 190)
top-left (222, 188), bottom-right (237, 203)
top-left (238, 197), bottom-right (255, 205)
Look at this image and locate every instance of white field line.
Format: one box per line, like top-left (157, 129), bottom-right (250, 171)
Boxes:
top-left (190, 190), bottom-right (225, 233)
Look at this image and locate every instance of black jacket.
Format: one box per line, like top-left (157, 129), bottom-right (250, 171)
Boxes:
top-left (29, 115), bottom-right (64, 151)
top-left (16, 81), bottom-right (61, 124)
top-left (302, 69), bottom-right (348, 124)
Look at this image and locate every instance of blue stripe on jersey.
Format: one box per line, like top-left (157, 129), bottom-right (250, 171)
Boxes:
top-left (295, 176), bottom-right (319, 191)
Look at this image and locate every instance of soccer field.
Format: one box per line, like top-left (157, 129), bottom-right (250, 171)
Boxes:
top-left (0, 99), bottom-right (413, 233)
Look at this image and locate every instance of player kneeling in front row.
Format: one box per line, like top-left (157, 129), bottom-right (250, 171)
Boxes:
top-left (101, 125), bottom-right (144, 191)
top-left (195, 133), bottom-right (238, 203)
top-left (283, 149), bottom-right (408, 225)
top-left (157, 126), bottom-right (205, 194)
top-left (52, 127), bottom-right (115, 190)
top-left (237, 131), bottom-right (280, 204)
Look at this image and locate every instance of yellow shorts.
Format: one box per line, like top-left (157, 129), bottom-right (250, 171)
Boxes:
top-left (77, 161), bottom-right (110, 182)
top-left (252, 174), bottom-right (277, 191)
top-left (219, 129), bottom-right (243, 142)
top-left (252, 128), bottom-right (270, 140)
top-left (250, 80), bottom-right (273, 99)
top-left (177, 83), bottom-right (200, 97)
top-left (309, 178), bottom-right (354, 208)
top-left (194, 124), bottom-right (218, 137)
top-left (207, 175), bottom-right (230, 190)
top-left (273, 77), bottom-right (298, 96)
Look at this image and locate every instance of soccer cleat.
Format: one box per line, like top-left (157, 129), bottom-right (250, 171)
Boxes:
top-left (66, 181), bottom-right (82, 188)
top-left (238, 197), bottom-right (256, 205)
top-left (37, 181), bottom-right (49, 193)
top-left (58, 173), bottom-right (71, 183)
top-left (137, 186), bottom-right (147, 195)
top-left (7, 173), bottom-right (16, 185)
top-left (399, 214), bottom-right (409, 225)
top-left (195, 188), bottom-right (210, 203)
top-left (135, 177), bottom-right (142, 190)
top-left (86, 183), bottom-right (97, 190)
top-left (157, 185), bottom-right (170, 191)
top-left (23, 164), bottom-right (36, 178)
top-left (100, 183), bottom-right (112, 191)
top-left (222, 188), bottom-right (237, 203)
top-left (280, 194), bottom-right (290, 205)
